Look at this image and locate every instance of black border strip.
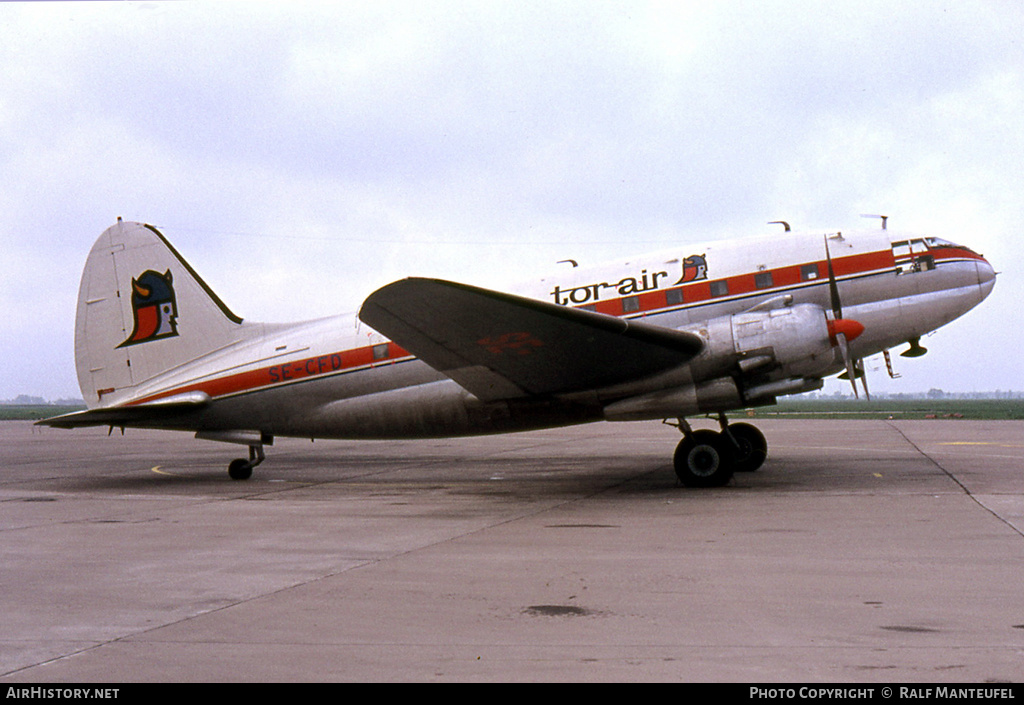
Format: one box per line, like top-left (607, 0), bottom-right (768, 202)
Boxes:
top-left (144, 223), bottom-right (244, 324)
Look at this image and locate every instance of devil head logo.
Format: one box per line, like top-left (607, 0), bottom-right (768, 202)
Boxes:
top-left (117, 269), bottom-right (179, 348)
top-left (675, 253), bottom-right (708, 285)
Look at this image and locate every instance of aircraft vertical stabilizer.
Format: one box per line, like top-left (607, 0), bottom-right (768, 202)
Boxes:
top-left (75, 220), bottom-right (245, 408)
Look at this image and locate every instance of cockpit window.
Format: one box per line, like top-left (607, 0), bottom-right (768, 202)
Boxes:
top-left (891, 239), bottom-right (928, 254)
top-left (892, 238), bottom-right (935, 274)
top-left (923, 237), bottom-right (974, 253)
top-left (893, 237), bottom-right (977, 274)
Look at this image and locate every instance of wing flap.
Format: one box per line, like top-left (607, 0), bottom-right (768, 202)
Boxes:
top-left (359, 278), bottom-right (704, 401)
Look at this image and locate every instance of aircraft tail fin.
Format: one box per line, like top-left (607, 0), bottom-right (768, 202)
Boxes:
top-left (75, 220), bottom-right (246, 408)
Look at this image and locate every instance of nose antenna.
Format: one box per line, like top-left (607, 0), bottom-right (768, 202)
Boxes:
top-left (860, 214), bottom-right (888, 230)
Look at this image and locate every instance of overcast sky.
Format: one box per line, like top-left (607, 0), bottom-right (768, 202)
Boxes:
top-left (2, 0), bottom-right (1021, 400)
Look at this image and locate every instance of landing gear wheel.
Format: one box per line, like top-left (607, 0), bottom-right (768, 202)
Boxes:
top-left (228, 458), bottom-right (253, 481)
top-left (726, 422), bottom-right (768, 473)
top-left (224, 438), bottom-right (266, 480)
top-left (674, 430), bottom-right (735, 487)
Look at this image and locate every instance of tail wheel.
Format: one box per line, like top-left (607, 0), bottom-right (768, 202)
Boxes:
top-left (726, 422), bottom-right (768, 473)
top-left (674, 430), bottom-right (735, 487)
top-left (228, 458), bottom-right (253, 481)
top-left (226, 439), bottom-right (266, 480)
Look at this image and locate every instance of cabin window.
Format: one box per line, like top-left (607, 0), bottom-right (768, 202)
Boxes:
top-left (372, 343), bottom-right (390, 360)
top-left (800, 264), bottom-right (819, 281)
top-left (622, 296), bottom-right (640, 313)
top-left (666, 288), bottom-right (683, 305)
top-left (754, 271), bottom-right (773, 290)
top-left (710, 280), bottom-right (729, 297)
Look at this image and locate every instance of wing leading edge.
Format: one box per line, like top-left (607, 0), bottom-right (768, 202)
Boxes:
top-left (359, 278), bottom-right (704, 402)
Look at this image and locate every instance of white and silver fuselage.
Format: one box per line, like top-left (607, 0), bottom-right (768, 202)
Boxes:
top-left (110, 227), bottom-right (996, 439)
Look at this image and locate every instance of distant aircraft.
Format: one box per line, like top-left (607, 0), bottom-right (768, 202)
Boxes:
top-left (40, 217), bottom-right (995, 486)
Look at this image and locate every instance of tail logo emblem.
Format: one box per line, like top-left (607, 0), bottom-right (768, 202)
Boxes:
top-left (118, 269), bottom-right (179, 348)
top-left (675, 253), bottom-right (708, 285)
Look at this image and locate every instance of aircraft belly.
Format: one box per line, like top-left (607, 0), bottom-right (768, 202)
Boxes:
top-left (290, 379), bottom-right (602, 439)
top-left (189, 361), bottom-right (443, 435)
top-left (189, 360), bottom-right (602, 440)
top-left (298, 380), bottom-right (479, 438)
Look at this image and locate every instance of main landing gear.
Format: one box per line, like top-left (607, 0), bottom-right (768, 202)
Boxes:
top-left (670, 414), bottom-right (768, 487)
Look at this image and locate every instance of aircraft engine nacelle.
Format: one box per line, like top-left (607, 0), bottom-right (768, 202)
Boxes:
top-left (602, 376), bottom-right (742, 421)
top-left (602, 304), bottom-right (838, 421)
top-left (697, 303), bottom-right (840, 382)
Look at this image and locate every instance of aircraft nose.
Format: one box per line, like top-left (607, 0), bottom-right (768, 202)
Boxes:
top-left (977, 257), bottom-right (996, 299)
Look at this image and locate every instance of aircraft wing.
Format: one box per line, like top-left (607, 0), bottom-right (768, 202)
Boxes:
top-left (359, 278), bottom-right (704, 402)
top-left (37, 392), bottom-right (210, 429)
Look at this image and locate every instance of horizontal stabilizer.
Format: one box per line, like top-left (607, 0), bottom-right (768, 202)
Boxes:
top-left (359, 278), bottom-right (704, 401)
top-left (37, 392), bottom-right (210, 429)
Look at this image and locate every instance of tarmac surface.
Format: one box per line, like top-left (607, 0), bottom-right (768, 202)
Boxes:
top-left (1, 417), bottom-right (1022, 683)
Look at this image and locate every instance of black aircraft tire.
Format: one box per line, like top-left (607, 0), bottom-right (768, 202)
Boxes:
top-left (674, 430), bottom-right (735, 488)
top-left (727, 422), bottom-right (768, 473)
top-left (228, 458), bottom-right (253, 480)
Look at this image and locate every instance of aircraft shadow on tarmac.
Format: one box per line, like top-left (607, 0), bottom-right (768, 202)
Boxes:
top-left (58, 448), bottom-right (722, 499)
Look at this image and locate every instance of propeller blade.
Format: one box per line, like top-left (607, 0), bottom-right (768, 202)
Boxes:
top-left (835, 332), bottom-right (859, 399)
top-left (824, 236), bottom-right (843, 319)
top-left (858, 360), bottom-right (871, 400)
top-left (824, 237), bottom-right (871, 400)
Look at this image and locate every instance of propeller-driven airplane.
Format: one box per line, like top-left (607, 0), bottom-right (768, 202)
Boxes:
top-left (40, 217), bottom-right (995, 487)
